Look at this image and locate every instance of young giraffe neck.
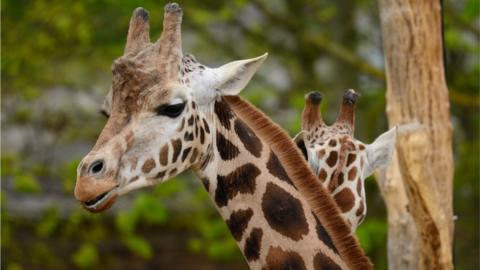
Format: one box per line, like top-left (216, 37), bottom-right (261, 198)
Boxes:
top-left (193, 97), bottom-right (371, 270)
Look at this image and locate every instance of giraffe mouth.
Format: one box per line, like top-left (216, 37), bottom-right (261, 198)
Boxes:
top-left (82, 187), bottom-right (118, 213)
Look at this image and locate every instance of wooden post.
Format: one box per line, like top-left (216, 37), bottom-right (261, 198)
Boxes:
top-left (376, 1), bottom-right (454, 269)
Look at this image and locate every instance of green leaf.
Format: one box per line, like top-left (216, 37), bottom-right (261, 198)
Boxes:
top-left (133, 193), bottom-right (169, 225)
top-left (13, 173), bottom-right (41, 193)
top-left (72, 243), bottom-right (99, 269)
top-left (123, 235), bottom-right (153, 259)
top-left (6, 263), bottom-right (22, 270)
top-left (115, 211), bottom-right (137, 235)
top-left (36, 207), bottom-right (60, 237)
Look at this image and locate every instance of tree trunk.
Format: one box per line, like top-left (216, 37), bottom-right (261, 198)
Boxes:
top-left (376, 1), bottom-right (454, 269)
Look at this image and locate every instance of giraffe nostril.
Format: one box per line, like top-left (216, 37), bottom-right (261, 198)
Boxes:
top-left (89, 159), bottom-right (105, 175)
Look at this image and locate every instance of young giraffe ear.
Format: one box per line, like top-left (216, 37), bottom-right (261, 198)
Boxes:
top-left (214, 53), bottom-right (268, 96)
top-left (363, 126), bottom-right (397, 178)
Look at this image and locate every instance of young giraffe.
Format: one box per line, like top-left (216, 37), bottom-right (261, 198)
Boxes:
top-left (294, 90), bottom-right (396, 230)
top-left (74, 4), bottom-right (372, 269)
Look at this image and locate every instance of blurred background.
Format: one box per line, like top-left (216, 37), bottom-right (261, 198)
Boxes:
top-left (1, 0), bottom-right (478, 269)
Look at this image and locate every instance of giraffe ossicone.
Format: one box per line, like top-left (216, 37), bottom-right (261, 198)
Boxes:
top-left (74, 3), bottom-right (373, 269)
top-left (295, 89), bottom-right (396, 230)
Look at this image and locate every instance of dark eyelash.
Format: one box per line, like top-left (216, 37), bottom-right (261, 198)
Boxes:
top-left (155, 102), bottom-right (186, 118)
top-left (100, 109), bottom-right (110, 118)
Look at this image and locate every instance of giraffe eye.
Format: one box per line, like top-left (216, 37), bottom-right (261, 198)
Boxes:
top-left (155, 102), bottom-right (186, 118)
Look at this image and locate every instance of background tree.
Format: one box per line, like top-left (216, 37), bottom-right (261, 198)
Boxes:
top-left (377, 0), bottom-right (455, 269)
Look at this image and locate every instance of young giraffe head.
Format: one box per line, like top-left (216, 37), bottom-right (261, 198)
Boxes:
top-left (295, 89), bottom-right (396, 230)
top-left (74, 3), bottom-right (267, 212)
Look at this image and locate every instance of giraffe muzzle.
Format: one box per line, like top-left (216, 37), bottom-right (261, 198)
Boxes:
top-left (81, 186), bottom-right (118, 213)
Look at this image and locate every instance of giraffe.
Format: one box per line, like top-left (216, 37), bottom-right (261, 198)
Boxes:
top-left (294, 89), bottom-right (396, 230)
top-left (73, 3), bottom-right (372, 269)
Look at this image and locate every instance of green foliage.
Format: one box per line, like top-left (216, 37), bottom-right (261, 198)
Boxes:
top-left (13, 173), bottom-right (41, 193)
top-left (6, 263), bottom-right (22, 270)
top-left (72, 243), bottom-right (99, 269)
top-left (36, 207), bottom-right (60, 237)
top-left (186, 187), bottom-right (243, 261)
top-left (122, 235), bottom-right (153, 259)
top-left (58, 158), bottom-right (82, 193)
top-left (132, 193), bottom-right (170, 225)
top-left (357, 219), bottom-right (388, 253)
top-left (187, 216), bottom-right (240, 261)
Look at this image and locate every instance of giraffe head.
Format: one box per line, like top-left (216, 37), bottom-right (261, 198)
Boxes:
top-left (295, 89), bottom-right (396, 228)
top-left (74, 3), bottom-right (267, 212)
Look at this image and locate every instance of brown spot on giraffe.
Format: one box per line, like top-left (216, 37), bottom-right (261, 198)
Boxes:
top-left (346, 153), bottom-right (356, 167)
top-left (216, 132), bottom-right (240, 160)
top-left (141, 158), bottom-right (155, 173)
top-left (184, 131), bottom-right (194, 141)
top-left (159, 144), bottom-right (169, 166)
top-left (333, 189), bottom-right (355, 213)
top-left (348, 167), bottom-right (357, 181)
top-left (266, 151), bottom-right (294, 186)
top-left (202, 118), bottom-right (210, 134)
top-left (181, 147), bottom-right (192, 162)
top-left (214, 100), bottom-right (234, 129)
top-left (234, 119), bottom-right (263, 158)
top-left (328, 172), bottom-right (344, 192)
top-left (171, 139), bottom-right (182, 163)
top-left (226, 208), bottom-right (254, 241)
top-left (169, 168), bottom-right (177, 177)
top-left (318, 149), bottom-right (326, 159)
top-left (189, 148), bottom-right (199, 163)
top-left (266, 246), bottom-right (307, 270)
top-left (314, 215), bottom-right (338, 254)
top-left (261, 183), bottom-right (309, 241)
top-left (215, 163), bottom-right (260, 207)
top-left (155, 171), bottom-right (165, 179)
top-left (328, 138), bottom-right (337, 147)
top-left (326, 151), bottom-right (338, 167)
top-left (318, 169), bottom-right (328, 182)
top-left (313, 251), bottom-right (342, 270)
top-left (356, 200), bottom-right (365, 217)
top-left (198, 177), bottom-right (210, 191)
top-left (356, 179), bottom-right (362, 196)
top-left (244, 228), bottom-right (263, 262)
top-left (199, 126), bottom-right (205, 144)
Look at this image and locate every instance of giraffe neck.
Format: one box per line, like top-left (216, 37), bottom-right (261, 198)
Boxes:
top-left (193, 97), bottom-right (371, 270)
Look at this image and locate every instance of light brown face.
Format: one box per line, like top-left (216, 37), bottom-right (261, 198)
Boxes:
top-left (73, 3), bottom-right (198, 212)
top-left (73, 3), bottom-right (268, 213)
top-left (74, 58), bottom-right (204, 212)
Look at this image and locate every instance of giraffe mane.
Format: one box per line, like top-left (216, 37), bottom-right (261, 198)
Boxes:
top-left (224, 95), bottom-right (373, 270)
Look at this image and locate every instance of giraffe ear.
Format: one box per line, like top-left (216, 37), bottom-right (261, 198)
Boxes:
top-left (363, 127), bottom-right (397, 178)
top-left (214, 53), bottom-right (268, 96)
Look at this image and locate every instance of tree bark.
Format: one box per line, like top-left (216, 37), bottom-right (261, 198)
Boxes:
top-left (376, 1), bottom-right (454, 269)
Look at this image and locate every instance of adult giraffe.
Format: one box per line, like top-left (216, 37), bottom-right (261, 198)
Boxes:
top-left (74, 3), bottom-right (372, 269)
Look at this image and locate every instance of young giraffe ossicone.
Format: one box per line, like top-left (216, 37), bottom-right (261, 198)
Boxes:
top-left (74, 3), bottom-right (372, 269)
top-left (294, 90), bottom-right (396, 230)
